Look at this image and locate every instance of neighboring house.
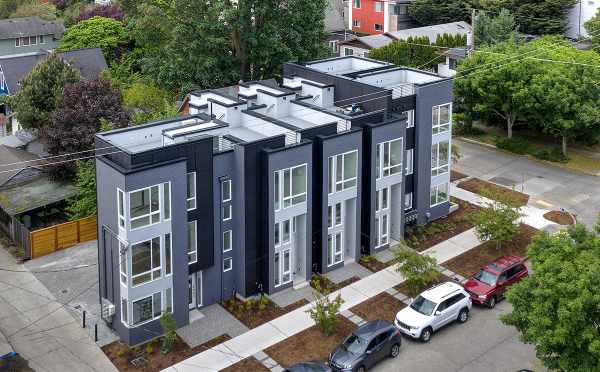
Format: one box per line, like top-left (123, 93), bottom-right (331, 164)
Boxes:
top-left (437, 47), bottom-right (468, 77)
top-left (566, 0), bottom-right (599, 39)
top-left (0, 48), bottom-right (108, 136)
top-left (326, 0), bottom-right (351, 55)
top-left (96, 55), bottom-right (454, 345)
top-left (0, 17), bottom-right (64, 57)
top-left (348, 0), bottom-right (417, 35)
top-left (339, 21), bottom-right (472, 57)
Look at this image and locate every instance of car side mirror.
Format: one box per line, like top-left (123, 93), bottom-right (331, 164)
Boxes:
top-left (434, 311), bottom-right (441, 316)
top-left (365, 349), bottom-right (373, 355)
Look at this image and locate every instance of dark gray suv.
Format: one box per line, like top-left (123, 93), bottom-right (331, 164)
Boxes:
top-left (329, 320), bottom-right (401, 372)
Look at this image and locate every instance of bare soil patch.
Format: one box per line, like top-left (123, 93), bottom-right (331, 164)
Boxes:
top-left (358, 255), bottom-right (392, 272)
top-left (222, 296), bottom-right (309, 329)
top-left (457, 178), bottom-right (529, 207)
top-left (221, 357), bottom-right (270, 372)
top-left (349, 292), bottom-right (406, 323)
top-left (451, 170), bottom-right (468, 182)
top-left (310, 274), bottom-right (361, 294)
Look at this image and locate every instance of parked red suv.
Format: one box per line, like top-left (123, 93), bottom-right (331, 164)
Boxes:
top-left (463, 255), bottom-right (528, 308)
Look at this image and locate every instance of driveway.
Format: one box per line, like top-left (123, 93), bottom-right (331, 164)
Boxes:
top-left (454, 139), bottom-right (600, 228)
top-left (375, 300), bottom-right (544, 372)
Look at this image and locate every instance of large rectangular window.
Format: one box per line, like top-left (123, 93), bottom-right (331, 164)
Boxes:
top-left (431, 141), bottom-right (450, 176)
top-left (131, 237), bottom-right (161, 286)
top-left (117, 189), bottom-right (125, 229)
top-left (187, 172), bottom-right (196, 210)
top-left (430, 182), bottom-right (449, 206)
top-left (328, 150), bottom-right (358, 194)
top-left (432, 103), bottom-right (452, 134)
top-left (129, 186), bottom-right (160, 230)
top-left (132, 292), bottom-right (162, 326)
top-left (188, 221), bottom-right (197, 264)
top-left (376, 139), bottom-right (403, 179)
top-left (274, 164), bottom-right (307, 209)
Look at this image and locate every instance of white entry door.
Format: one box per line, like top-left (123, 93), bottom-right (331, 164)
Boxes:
top-left (188, 274), bottom-right (196, 310)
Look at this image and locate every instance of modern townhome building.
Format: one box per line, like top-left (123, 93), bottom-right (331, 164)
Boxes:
top-left (348, 0), bottom-right (417, 35)
top-left (0, 17), bottom-right (64, 57)
top-left (96, 56), bottom-right (453, 345)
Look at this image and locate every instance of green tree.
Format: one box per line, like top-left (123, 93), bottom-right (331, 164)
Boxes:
top-left (502, 222), bottom-right (600, 371)
top-left (470, 188), bottom-right (522, 250)
top-left (66, 160), bottom-right (97, 220)
top-left (408, 0), bottom-right (472, 26)
top-left (474, 9), bottom-right (518, 46)
top-left (159, 312), bottom-right (177, 354)
top-left (585, 9), bottom-right (600, 51)
top-left (393, 247), bottom-right (440, 298)
top-left (122, 81), bottom-right (177, 124)
top-left (58, 16), bottom-right (128, 62)
top-left (11, 54), bottom-right (80, 133)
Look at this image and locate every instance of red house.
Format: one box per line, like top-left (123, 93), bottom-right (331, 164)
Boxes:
top-left (348, 0), bottom-right (417, 35)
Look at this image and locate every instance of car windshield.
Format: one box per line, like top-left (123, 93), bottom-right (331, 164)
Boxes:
top-left (474, 269), bottom-right (498, 286)
top-left (410, 295), bottom-right (437, 316)
top-left (342, 334), bottom-right (368, 355)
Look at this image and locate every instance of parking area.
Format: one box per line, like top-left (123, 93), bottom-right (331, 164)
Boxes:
top-left (375, 300), bottom-right (544, 372)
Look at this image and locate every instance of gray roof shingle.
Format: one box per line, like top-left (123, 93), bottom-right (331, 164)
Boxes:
top-left (0, 17), bottom-right (64, 40)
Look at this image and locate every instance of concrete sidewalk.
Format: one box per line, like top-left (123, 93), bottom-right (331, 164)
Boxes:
top-left (0, 248), bottom-right (117, 372)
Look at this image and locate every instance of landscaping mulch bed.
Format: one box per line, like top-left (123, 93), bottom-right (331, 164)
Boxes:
top-left (221, 296), bottom-right (309, 329)
top-left (543, 210), bottom-right (575, 225)
top-left (265, 316), bottom-right (357, 368)
top-left (102, 334), bottom-right (231, 372)
top-left (394, 273), bottom-right (453, 298)
top-left (221, 357), bottom-right (270, 372)
top-left (442, 224), bottom-right (539, 278)
top-left (451, 170), bottom-right (469, 182)
top-left (405, 198), bottom-right (482, 252)
top-left (457, 178), bottom-right (529, 207)
top-left (349, 292), bottom-right (406, 323)
top-left (310, 274), bottom-right (361, 294)
top-left (358, 255), bottom-right (393, 272)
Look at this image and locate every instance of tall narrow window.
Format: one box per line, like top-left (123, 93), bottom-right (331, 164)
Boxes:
top-left (117, 189), bottom-right (125, 229)
top-left (188, 221), bottom-right (197, 264)
top-left (404, 193), bottom-right (413, 210)
top-left (121, 298), bottom-right (128, 325)
top-left (164, 234), bottom-right (172, 276)
top-left (222, 179), bottom-right (231, 202)
top-left (274, 172), bottom-right (280, 210)
top-left (374, 1), bottom-right (383, 12)
top-left (187, 172), bottom-right (196, 210)
top-left (405, 149), bottom-right (414, 175)
top-left (405, 110), bottom-right (415, 128)
top-left (165, 288), bottom-right (172, 313)
top-left (222, 205), bottom-right (232, 221)
top-left (353, 0), bottom-right (360, 8)
top-left (119, 241), bottom-right (127, 285)
top-left (274, 252), bottom-right (281, 287)
top-left (223, 230), bottom-right (232, 252)
top-left (335, 203), bottom-right (342, 226)
top-left (163, 182), bottom-right (171, 220)
top-left (223, 257), bottom-right (232, 272)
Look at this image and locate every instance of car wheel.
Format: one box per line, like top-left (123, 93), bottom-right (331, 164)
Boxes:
top-left (420, 327), bottom-right (432, 342)
top-left (488, 296), bottom-right (496, 309)
top-left (390, 343), bottom-right (400, 358)
top-left (458, 308), bottom-right (469, 323)
top-left (356, 366), bottom-right (366, 372)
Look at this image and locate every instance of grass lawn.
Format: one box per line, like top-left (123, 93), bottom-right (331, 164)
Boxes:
top-left (349, 292), bottom-right (406, 323)
top-left (442, 224), bottom-right (538, 278)
top-left (457, 178), bottom-right (529, 207)
top-left (221, 357), bottom-right (270, 372)
top-left (264, 316), bottom-right (356, 368)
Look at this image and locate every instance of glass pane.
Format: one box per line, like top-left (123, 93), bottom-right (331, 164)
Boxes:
top-left (382, 188), bottom-right (388, 209)
top-left (335, 203), bottom-right (342, 225)
top-left (283, 220), bottom-right (290, 243)
top-left (328, 206), bottom-right (332, 228)
top-left (384, 142), bottom-right (390, 168)
top-left (150, 186), bottom-right (159, 212)
top-left (187, 173), bottom-right (195, 199)
top-left (375, 217), bottom-right (380, 246)
top-left (344, 151), bottom-right (357, 182)
top-left (153, 293), bottom-right (161, 317)
top-left (130, 189), bottom-right (150, 219)
top-left (376, 144), bottom-right (381, 179)
top-left (431, 145), bottom-right (437, 170)
top-left (292, 165), bottom-right (306, 196)
top-left (274, 172), bottom-right (280, 209)
top-left (328, 157), bottom-right (333, 194)
top-left (188, 222), bottom-right (196, 256)
top-left (440, 104), bottom-right (450, 124)
top-left (376, 190), bottom-right (380, 211)
top-left (165, 234), bottom-right (171, 275)
top-left (336, 155), bottom-right (343, 183)
top-left (132, 216), bottom-right (150, 230)
top-left (121, 298), bottom-right (127, 324)
top-left (132, 240), bottom-right (151, 276)
top-left (430, 187), bottom-right (437, 206)
top-left (223, 205), bottom-right (231, 220)
top-left (283, 169), bottom-right (291, 198)
top-left (132, 296), bottom-right (152, 325)
top-left (335, 233), bottom-right (342, 254)
top-left (222, 180), bottom-right (231, 201)
top-left (118, 190), bottom-right (124, 216)
top-left (327, 235), bottom-right (333, 266)
top-left (432, 106), bottom-right (439, 126)
top-left (151, 213), bottom-right (160, 224)
top-left (274, 253), bottom-right (280, 286)
top-left (439, 142), bottom-right (449, 167)
top-left (163, 183), bottom-right (170, 220)
top-left (439, 183), bottom-right (449, 202)
top-left (132, 272), bottom-right (151, 286)
top-left (187, 198), bottom-right (196, 210)
top-left (151, 237), bottom-right (161, 270)
top-left (274, 223), bottom-right (280, 246)
top-left (390, 140), bottom-right (402, 169)
top-left (292, 194), bottom-right (306, 204)
top-left (283, 250), bottom-right (290, 272)
top-left (224, 231), bottom-right (231, 251)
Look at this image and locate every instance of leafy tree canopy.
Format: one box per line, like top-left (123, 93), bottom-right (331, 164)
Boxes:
top-left (469, 187), bottom-right (522, 249)
top-left (58, 16), bottom-right (128, 63)
top-left (486, 0), bottom-right (577, 35)
top-left (76, 4), bottom-right (124, 23)
top-left (408, 0), bottom-right (472, 26)
top-left (585, 9), bottom-right (600, 51)
top-left (475, 9), bottom-right (518, 47)
top-left (66, 160), bottom-right (97, 220)
top-left (11, 54), bottom-right (80, 133)
top-left (122, 81), bottom-right (177, 124)
top-left (502, 221), bottom-right (600, 372)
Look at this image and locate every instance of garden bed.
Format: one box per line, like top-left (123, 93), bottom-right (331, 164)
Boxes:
top-left (221, 296), bottom-right (308, 329)
top-left (102, 334), bottom-right (230, 372)
top-left (405, 198), bottom-right (482, 252)
top-left (394, 273), bottom-right (453, 297)
top-left (310, 274), bottom-right (361, 294)
top-left (543, 210), bottom-right (575, 225)
top-left (442, 224), bottom-right (538, 278)
top-left (451, 170), bottom-right (469, 182)
top-left (358, 255), bottom-right (392, 272)
top-left (221, 357), bottom-right (270, 372)
top-left (264, 316), bottom-right (356, 368)
top-left (349, 292), bottom-right (405, 323)
top-left (457, 178), bottom-right (529, 207)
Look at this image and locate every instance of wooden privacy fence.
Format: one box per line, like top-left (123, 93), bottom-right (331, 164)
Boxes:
top-left (30, 215), bottom-right (97, 259)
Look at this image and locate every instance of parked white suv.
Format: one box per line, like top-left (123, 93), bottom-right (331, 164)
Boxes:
top-left (394, 281), bottom-right (472, 342)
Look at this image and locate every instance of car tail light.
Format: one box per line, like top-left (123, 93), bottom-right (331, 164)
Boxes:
top-left (393, 329), bottom-right (401, 337)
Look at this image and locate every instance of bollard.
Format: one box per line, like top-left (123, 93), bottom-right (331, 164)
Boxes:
top-left (94, 324), bottom-right (98, 342)
top-left (82, 310), bottom-right (86, 328)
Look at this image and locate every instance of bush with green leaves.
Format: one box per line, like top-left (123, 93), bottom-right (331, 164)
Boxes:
top-left (393, 247), bottom-right (440, 298)
top-left (306, 288), bottom-right (344, 336)
top-left (495, 137), bottom-right (532, 155)
top-left (159, 312), bottom-right (177, 354)
top-left (534, 148), bottom-right (568, 163)
top-left (469, 188), bottom-right (523, 250)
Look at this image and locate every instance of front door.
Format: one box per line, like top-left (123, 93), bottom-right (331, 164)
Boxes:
top-left (188, 274), bottom-right (196, 310)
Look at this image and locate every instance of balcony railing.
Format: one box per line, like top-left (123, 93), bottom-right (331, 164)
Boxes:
top-left (337, 120), bottom-right (351, 133)
top-left (285, 131), bottom-right (301, 145)
top-left (391, 83), bottom-right (415, 99)
top-left (213, 136), bottom-right (236, 152)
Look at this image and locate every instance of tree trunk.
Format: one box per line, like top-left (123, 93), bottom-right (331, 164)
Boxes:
top-left (506, 115), bottom-right (514, 139)
top-left (562, 135), bottom-right (568, 158)
top-left (496, 241), bottom-right (501, 251)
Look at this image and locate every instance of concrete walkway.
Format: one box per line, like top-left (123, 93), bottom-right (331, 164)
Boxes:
top-left (0, 248), bottom-right (117, 372)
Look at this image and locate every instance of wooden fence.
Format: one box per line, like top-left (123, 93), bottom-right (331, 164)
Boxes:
top-left (30, 216), bottom-right (97, 259)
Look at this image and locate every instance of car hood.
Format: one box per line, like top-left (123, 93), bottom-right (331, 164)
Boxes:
top-left (396, 305), bottom-right (431, 328)
top-left (330, 346), bottom-right (361, 367)
top-left (464, 278), bottom-right (493, 295)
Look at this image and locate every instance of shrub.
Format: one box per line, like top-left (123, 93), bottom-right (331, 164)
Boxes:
top-left (534, 148), bottom-right (568, 163)
top-left (145, 343), bottom-right (153, 354)
top-left (159, 312), bottom-right (177, 354)
top-left (393, 247), bottom-right (440, 298)
top-left (495, 137), bottom-right (531, 155)
top-left (306, 290), bottom-right (344, 336)
top-left (258, 294), bottom-right (269, 311)
top-left (359, 255), bottom-right (373, 264)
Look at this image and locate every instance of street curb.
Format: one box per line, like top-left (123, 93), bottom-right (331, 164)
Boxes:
top-left (455, 137), bottom-right (600, 177)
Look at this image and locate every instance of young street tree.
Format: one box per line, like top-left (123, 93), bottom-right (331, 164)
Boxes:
top-left (393, 247), bottom-right (440, 298)
top-left (502, 222), bottom-right (600, 371)
top-left (11, 54), bottom-right (80, 134)
top-left (307, 280), bottom-right (344, 336)
top-left (470, 188), bottom-right (522, 250)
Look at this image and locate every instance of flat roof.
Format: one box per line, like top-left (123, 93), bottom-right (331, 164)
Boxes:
top-left (0, 177), bottom-right (76, 216)
top-left (305, 56), bottom-right (390, 76)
